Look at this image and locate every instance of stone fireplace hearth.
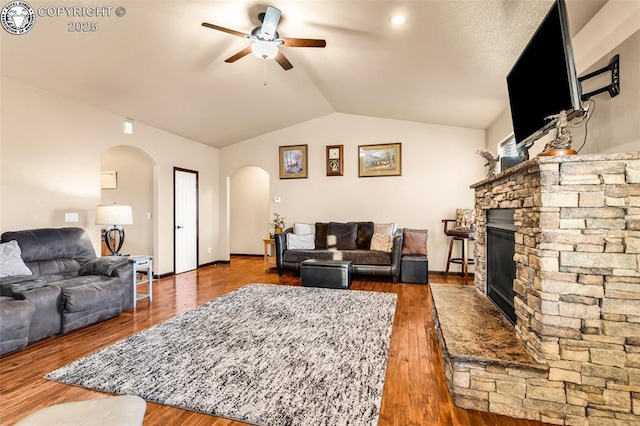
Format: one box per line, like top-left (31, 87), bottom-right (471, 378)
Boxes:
top-left (432, 152), bottom-right (640, 425)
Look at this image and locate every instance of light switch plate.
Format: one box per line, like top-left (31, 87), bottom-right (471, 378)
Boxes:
top-left (65, 212), bottom-right (79, 223)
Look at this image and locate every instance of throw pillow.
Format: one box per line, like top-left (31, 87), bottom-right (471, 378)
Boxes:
top-left (374, 223), bottom-right (397, 236)
top-left (286, 233), bottom-right (315, 250)
top-left (455, 209), bottom-right (476, 229)
top-left (327, 222), bottom-right (357, 250)
top-left (294, 222), bottom-right (315, 235)
top-left (402, 229), bottom-right (428, 256)
top-left (348, 222), bottom-right (374, 250)
top-left (0, 240), bottom-right (32, 278)
top-left (314, 223), bottom-right (328, 250)
top-left (370, 233), bottom-right (393, 253)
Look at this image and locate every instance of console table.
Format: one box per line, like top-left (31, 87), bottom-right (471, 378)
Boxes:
top-left (129, 255), bottom-right (153, 307)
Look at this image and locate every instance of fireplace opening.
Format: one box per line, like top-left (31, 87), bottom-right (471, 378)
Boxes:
top-left (486, 209), bottom-right (516, 324)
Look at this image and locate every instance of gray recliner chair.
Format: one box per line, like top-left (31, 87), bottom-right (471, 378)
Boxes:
top-left (0, 228), bottom-right (134, 354)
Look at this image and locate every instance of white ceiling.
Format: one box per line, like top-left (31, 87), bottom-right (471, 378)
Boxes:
top-left (1, 0), bottom-right (606, 148)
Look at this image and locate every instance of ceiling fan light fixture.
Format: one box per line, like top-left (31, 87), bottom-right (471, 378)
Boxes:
top-left (251, 40), bottom-right (278, 59)
top-left (390, 14), bottom-right (407, 26)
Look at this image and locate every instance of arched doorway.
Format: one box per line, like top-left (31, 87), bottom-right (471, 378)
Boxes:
top-left (101, 145), bottom-right (156, 257)
top-left (229, 166), bottom-right (269, 255)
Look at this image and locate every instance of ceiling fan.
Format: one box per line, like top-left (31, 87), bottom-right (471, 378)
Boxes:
top-left (202, 6), bottom-right (326, 70)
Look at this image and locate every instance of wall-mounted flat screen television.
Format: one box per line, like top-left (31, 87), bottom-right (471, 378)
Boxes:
top-left (507, 0), bottom-right (583, 147)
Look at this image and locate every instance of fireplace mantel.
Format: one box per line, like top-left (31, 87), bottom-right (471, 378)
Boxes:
top-left (447, 151), bottom-right (640, 424)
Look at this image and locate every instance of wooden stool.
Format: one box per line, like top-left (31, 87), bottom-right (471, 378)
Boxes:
top-left (442, 220), bottom-right (476, 284)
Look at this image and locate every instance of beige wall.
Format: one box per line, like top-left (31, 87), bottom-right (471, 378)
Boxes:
top-left (486, 1), bottom-right (640, 154)
top-left (220, 112), bottom-right (486, 272)
top-left (0, 78), bottom-right (220, 275)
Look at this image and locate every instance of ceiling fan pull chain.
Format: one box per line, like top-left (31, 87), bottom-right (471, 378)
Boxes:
top-left (263, 58), bottom-right (268, 86)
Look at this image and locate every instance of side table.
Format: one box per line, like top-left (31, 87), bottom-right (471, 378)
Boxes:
top-left (263, 238), bottom-right (276, 270)
top-left (129, 255), bottom-right (153, 307)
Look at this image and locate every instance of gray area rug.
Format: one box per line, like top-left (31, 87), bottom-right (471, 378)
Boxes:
top-left (46, 284), bottom-right (397, 426)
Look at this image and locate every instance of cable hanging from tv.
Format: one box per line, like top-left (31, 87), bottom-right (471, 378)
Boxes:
top-left (578, 54), bottom-right (620, 101)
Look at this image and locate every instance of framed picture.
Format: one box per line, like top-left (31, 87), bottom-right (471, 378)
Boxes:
top-left (358, 143), bottom-right (402, 177)
top-left (100, 171), bottom-right (117, 189)
top-left (279, 145), bottom-right (308, 179)
top-left (326, 145), bottom-right (343, 176)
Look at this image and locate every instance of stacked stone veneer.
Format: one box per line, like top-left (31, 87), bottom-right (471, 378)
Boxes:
top-left (466, 152), bottom-right (640, 425)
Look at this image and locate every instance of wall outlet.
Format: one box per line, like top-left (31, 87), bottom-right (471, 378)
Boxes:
top-left (274, 196), bottom-right (281, 203)
top-left (208, 247), bottom-right (212, 254)
top-left (147, 212), bottom-right (152, 220)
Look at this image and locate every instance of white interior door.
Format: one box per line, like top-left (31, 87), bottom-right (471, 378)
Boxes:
top-left (174, 168), bottom-right (198, 274)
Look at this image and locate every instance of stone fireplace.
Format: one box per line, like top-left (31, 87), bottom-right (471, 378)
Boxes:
top-left (433, 152), bottom-right (640, 425)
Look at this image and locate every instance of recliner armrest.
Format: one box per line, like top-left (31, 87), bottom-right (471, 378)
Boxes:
top-left (389, 230), bottom-right (404, 281)
top-left (79, 257), bottom-right (129, 277)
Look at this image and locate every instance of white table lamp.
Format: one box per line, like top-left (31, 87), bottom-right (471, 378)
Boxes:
top-left (96, 204), bottom-right (133, 256)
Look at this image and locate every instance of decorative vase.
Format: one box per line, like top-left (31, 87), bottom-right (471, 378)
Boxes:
top-left (274, 227), bottom-right (283, 234)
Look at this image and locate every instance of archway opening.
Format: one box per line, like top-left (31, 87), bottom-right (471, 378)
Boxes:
top-left (229, 166), bottom-right (270, 255)
top-left (100, 145), bottom-right (156, 257)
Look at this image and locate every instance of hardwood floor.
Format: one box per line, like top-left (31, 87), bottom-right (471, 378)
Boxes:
top-left (0, 256), bottom-right (547, 425)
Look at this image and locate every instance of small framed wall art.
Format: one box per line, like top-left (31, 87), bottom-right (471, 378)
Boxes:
top-left (100, 171), bottom-right (117, 189)
top-left (358, 142), bottom-right (402, 177)
top-left (279, 144), bottom-right (308, 179)
top-left (326, 145), bottom-right (343, 176)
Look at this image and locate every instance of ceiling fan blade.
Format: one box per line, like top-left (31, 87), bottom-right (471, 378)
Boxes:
top-left (225, 46), bottom-right (252, 63)
top-left (281, 38), bottom-right (327, 48)
top-left (275, 51), bottom-right (293, 70)
top-left (201, 22), bottom-right (249, 39)
top-left (260, 6), bottom-right (281, 40)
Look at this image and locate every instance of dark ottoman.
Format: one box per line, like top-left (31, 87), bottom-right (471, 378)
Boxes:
top-left (301, 259), bottom-right (353, 289)
top-left (401, 255), bottom-right (429, 284)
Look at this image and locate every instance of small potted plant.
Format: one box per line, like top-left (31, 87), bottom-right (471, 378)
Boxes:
top-left (271, 213), bottom-right (286, 234)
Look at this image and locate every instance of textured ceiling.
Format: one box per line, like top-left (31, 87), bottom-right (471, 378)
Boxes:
top-left (0, 0), bottom-right (606, 148)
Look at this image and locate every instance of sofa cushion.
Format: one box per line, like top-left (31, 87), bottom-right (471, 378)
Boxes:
top-left (1, 228), bottom-right (96, 264)
top-left (26, 259), bottom-right (82, 283)
top-left (287, 233), bottom-right (315, 250)
top-left (374, 223), bottom-right (397, 236)
top-left (0, 240), bottom-right (32, 278)
top-left (53, 276), bottom-right (124, 313)
top-left (293, 222), bottom-right (315, 235)
top-left (314, 223), bottom-right (328, 250)
top-left (370, 233), bottom-right (393, 253)
top-left (348, 222), bottom-right (374, 250)
top-left (326, 223), bottom-right (353, 249)
top-left (327, 222), bottom-right (357, 250)
top-left (455, 209), bottom-right (476, 229)
top-left (402, 229), bottom-right (428, 255)
top-left (283, 249), bottom-right (391, 266)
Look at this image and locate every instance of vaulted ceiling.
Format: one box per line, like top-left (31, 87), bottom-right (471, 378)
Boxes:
top-left (1, 0), bottom-right (606, 148)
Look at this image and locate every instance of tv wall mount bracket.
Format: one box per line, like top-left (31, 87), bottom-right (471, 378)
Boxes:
top-left (578, 54), bottom-right (620, 101)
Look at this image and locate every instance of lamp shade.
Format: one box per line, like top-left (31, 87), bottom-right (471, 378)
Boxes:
top-left (96, 204), bottom-right (133, 225)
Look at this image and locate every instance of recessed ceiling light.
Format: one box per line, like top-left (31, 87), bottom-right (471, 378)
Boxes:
top-left (390, 14), bottom-right (407, 26)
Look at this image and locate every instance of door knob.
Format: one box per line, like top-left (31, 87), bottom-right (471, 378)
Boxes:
top-left (176, 225), bottom-right (184, 229)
